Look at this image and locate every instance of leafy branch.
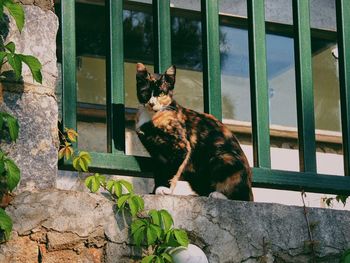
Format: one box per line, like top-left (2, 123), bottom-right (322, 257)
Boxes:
top-left (58, 127), bottom-right (189, 263)
top-left (0, 0), bottom-right (43, 242)
top-left (0, 0), bottom-right (42, 84)
top-left (0, 112), bottom-right (20, 242)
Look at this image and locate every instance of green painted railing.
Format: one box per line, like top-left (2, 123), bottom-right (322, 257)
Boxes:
top-left (59, 0), bottom-right (350, 195)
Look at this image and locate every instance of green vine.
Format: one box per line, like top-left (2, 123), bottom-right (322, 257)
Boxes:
top-left (58, 127), bottom-right (189, 263)
top-left (0, 0), bottom-right (42, 243)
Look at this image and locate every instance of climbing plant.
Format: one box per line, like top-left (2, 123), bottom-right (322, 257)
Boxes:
top-left (0, 0), bottom-right (42, 242)
top-left (58, 128), bottom-right (189, 263)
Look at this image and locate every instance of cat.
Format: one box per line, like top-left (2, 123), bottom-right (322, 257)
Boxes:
top-left (135, 63), bottom-right (253, 201)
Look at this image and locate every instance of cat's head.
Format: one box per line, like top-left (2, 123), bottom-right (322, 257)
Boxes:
top-left (136, 63), bottom-right (176, 111)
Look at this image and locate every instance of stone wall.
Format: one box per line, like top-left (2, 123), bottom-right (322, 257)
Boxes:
top-left (0, 1), bottom-right (59, 191)
top-left (1, 189), bottom-right (349, 263)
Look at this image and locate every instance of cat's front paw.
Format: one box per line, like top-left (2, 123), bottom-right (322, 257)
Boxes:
top-left (155, 186), bottom-right (172, 195)
top-left (209, 191), bottom-right (228, 199)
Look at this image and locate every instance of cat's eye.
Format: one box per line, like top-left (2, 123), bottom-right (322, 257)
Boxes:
top-left (159, 92), bottom-right (166, 97)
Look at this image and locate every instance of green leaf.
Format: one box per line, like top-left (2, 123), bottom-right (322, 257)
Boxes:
top-left (0, 2), bottom-right (4, 20)
top-left (161, 252), bottom-right (173, 263)
top-left (0, 159), bottom-right (5, 174)
top-left (4, 0), bottom-right (24, 32)
top-left (84, 175), bottom-right (100, 193)
top-left (128, 195), bottom-right (140, 216)
top-left (73, 151), bottom-right (92, 172)
top-left (0, 113), bottom-right (4, 132)
top-left (146, 225), bottom-right (159, 246)
top-left (0, 51), bottom-right (6, 67)
top-left (4, 158), bottom-right (20, 191)
top-left (149, 210), bottom-right (161, 226)
top-left (141, 255), bottom-right (156, 263)
top-left (5, 42), bottom-right (15, 53)
top-left (341, 249), bottom-right (350, 263)
top-left (106, 180), bottom-right (114, 193)
top-left (117, 194), bottom-right (130, 210)
top-left (131, 218), bottom-right (147, 235)
top-left (0, 208), bottom-right (13, 241)
top-left (133, 225), bottom-right (145, 247)
top-left (18, 54), bottom-right (42, 84)
top-left (160, 210), bottom-right (173, 232)
top-left (119, 179), bottom-right (133, 193)
top-left (173, 229), bottom-right (189, 247)
top-left (5, 113), bottom-right (19, 141)
top-left (6, 53), bottom-right (22, 80)
top-left (114, 181), bottom-right (123, 197)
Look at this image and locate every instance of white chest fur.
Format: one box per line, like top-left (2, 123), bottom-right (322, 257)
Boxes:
top-left (135, 105), bottom-right (154, 130)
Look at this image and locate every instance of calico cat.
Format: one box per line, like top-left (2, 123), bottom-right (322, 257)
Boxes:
top-left (135, 63), bottom-right (253, 201)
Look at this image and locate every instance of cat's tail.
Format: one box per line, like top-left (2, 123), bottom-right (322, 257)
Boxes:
top-left (169, 138), bottom-right (191, 193)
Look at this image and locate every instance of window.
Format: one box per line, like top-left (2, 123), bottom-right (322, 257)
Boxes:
top-left (55, 1), bottom-right (341, 152)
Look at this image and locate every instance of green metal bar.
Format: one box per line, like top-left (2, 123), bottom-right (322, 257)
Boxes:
top-left (201, 0), bottom-right (222, 120)
top-left (336, 0), bottom-right (350, 176)
top-left (247, 0), bottom-right (271, 168)
top-left (153, 0), bottom-right (172, 73)
top-left (292, 0), bottom-right (317, 173)
top-left (61, 0), bottom-right (77, 139)
top-left (106, 0), bottom-right (125, 153)
top-left (60, 152), bottom-right (154, 175)
top-left (253, 167), bottom-right (350, 196)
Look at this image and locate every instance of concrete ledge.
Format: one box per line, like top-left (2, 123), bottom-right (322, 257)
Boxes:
top-left (1, 189), bottom-right (350, 262)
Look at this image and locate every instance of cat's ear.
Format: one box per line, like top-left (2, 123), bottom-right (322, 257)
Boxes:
top-left (136, 63), bottom-right (151, 103)
top-left (136, 63), bottom-right (148, 78)
top-left (165, 65), bottom-right (176, 87)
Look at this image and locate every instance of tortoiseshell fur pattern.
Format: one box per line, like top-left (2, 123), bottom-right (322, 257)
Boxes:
top-left (135, 63), bottom-right (253, 201)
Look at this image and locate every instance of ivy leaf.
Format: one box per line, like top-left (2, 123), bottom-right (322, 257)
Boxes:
top-left (128, 195), bottom-right (140, 216)
top-left (0, 158), bottom-right (5, 174)
top-left (72, 151), bottom-right (91, 172)
top-left (84, 174), bottom-right (101, 193)
top-left (117, 194), bottom-right (130, 210)
top-left (0, 2), bottom-right (3, 20)
top-left (159, 210), bottom-right (173, 232)
top-left (113, 181), bottom-right (123, 197)
top-left (161, 252), bottom-right (173, 263)
top-left (64, 127), bottom-right (78, 142)
top-left (5, 113), bottom-right (19, 142)
top-left (119, 179), bottom-right (133, 193)
top-left (146, 224), bottom-right (159, 246)
top-left (131, 218), bottom-right (147, 235)
top-left (0, 113), bottom-right (3, 132)
top-left (133, 225), bottom-right (145, 247)
top-left (59, 143), bottom-right (73, 160)
top-left (0, 208), bottom-right (13, 241)
top-left (18, 54), bottom-right (42, 84)
top-left (149, 210), bottom-right (161, 226)
top-left (0, 51), bottom-right (6, 67)
top-left (4, 0), bottom-right (25, 32)
top-left (6, 53), bottom-right (22, 80)
top-left (341, 249), bottom-right (350, 263)
top-left (173, 229), bottom-right (189, 247)
top-left (141, 255), bottom-right (156, 263)
top-left (4, 158), bottom-right (20, 191)
top-left (5, 42), bottom-right (15, 53)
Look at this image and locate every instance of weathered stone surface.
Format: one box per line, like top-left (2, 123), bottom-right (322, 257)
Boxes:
top-left (17, 0), bottom-right (54, 11)
top-left (0, 5), bottom-right (59, 191)
top-left (0, 90), bottom-right (58, 191)
top-left (1, 189), bottom-right (350, 262)
top-left (0, 235), bottom-right (38, 263)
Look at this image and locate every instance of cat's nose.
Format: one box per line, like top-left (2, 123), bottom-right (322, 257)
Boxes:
top-left (148, 102), bottom-right (155, 107)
